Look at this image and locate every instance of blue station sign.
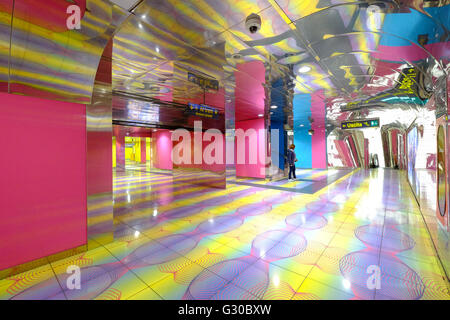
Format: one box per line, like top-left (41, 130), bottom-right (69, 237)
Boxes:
top-left (186, 103), bottom-right (220, 119)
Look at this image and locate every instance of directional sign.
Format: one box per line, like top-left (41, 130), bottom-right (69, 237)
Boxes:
top-left (188, 72), bottom-right (219, 91)
top-left (186, 102), bottom-right (220, 119)
top-left (341, 67), bottom-right (427, 111)
top-left (341, 118), bottom-right (380, 129)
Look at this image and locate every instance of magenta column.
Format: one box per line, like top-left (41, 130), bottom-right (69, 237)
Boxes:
top-left (154, 130), bottom-right (173, 170)
top-left (235, 119), bottom-right (266, 178)
top-left (234, 61), bottom-right (267, 178)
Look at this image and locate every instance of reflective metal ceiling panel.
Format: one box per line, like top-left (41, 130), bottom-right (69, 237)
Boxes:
top-left (0, 0), bottom-right (434, 125)
top-left (0, 0), bottom-right (129, 103)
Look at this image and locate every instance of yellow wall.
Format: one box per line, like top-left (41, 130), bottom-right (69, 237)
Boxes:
top-left (125, 137), bottom-right (134, 161)
top-left (123, 137), bottom-right (149, 164)
top-left (134, 138), bottom-right (141, 163)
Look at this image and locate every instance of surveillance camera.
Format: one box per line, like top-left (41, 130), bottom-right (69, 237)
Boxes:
top-left (245, 13), bottom-right (261, 34)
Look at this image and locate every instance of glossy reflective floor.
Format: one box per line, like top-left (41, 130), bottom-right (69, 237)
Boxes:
top-left (1, 168), bottom-right (449, 300)
top-left (410, 169), bottom-right (450, 280)
top-left (229, 169), bottom-right (354, 194)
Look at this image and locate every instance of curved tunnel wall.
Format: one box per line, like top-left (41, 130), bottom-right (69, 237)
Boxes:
top-left (0, 0), bottom-right (128, 103)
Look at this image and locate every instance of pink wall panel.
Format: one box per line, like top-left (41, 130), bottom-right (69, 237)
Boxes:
top-left (0, 92), bottom-right (87, 270)
top-left (205, 87), bottom-right (226, 110)
top-left (347, 135), bottom-right (360, 167)
top-left (87, 131), bottom-right (112, 195)
top-left (364, 139), bottom-right (369, 169)
top-left (391, 129), bottom-right (399, 167)
top-left (234, 61), bottom-right (267, 177)
top-left (235, 61), bottom-right (266, 121)
top-left (154, 130), bottom-right (173, 170)
top-left (201, 133), bottom-right (226, 173)
top-left (373, 43), bottom-right (448, 63)
top-left (173, 133), bottom-right (199, 171)
top-left (235, 118), bottom-right (266, 178)
top-left (335, 140), bottom-right (354, 167)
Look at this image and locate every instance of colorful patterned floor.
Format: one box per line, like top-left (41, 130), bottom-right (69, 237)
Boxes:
top-left (122, 162), bottom-right (173, 176)
top-left (1, 169), bottom-right (449, 300)
top-left (229, 169), bottom-right (354, 194)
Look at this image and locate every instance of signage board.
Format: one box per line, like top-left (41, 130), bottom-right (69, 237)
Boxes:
top-left (186, 103), bottom-right (220, 119)
top-left (188, 72), bottom-right (219, 91)
top-left (341, 118), bottom-right (380, 129)
top-left (341, 67), bottom-right (426, 111)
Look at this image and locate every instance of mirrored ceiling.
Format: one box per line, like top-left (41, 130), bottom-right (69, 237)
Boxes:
top-left (111, 0), bottom-right (449, 126)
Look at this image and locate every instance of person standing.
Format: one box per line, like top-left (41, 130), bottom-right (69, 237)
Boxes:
top-left (287, 144), bottom-right (297, 181)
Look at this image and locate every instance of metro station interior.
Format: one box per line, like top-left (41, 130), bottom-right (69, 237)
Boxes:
top-left (0, 0), bottom-right (449, 300)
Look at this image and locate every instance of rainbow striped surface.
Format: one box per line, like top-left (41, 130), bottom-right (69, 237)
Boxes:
top-left (1, 168), bottom-right (449, 300)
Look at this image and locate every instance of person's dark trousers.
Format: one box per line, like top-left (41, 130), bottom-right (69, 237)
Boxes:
top-left (289, 165), bottom-right (296, 179)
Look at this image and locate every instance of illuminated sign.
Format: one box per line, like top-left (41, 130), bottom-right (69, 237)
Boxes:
top-left (395, 67), bottom-right (418, 94)
top-left (188, 72), bottom-right (219, 91)
top-left (126, 100), bottom-right (160, 123)
top-left (186, 103), bottom-right (220, 119)
top-left (341, 118), bottom-right (380, 129)
top-left (341, 68), bottom-right (426, 111)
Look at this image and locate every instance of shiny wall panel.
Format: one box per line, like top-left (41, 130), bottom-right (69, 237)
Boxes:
top-left (426, 75), bottom-right (449, 280)
top-left (0, 0), bottom-right (12, 92)
top-left (171, 45), bottom-right (227, 188)
top-left (225, 78), bottom-right (236, 181)
top-left (86, 38), bottom-right (114, 248)
top-left (172, 115), bottom-right (226, 189)
top-left (114, 125), bottom-right (126, 168)
top-left (1, 0), bottom-right (128, 103)
top-left (86, 81), bottom-right (113, 248)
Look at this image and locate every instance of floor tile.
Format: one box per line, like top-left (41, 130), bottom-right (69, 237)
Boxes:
top-left (152, 267), bottom-right (221, 300)
top-left (127, 287), bottom-right (162, 300)
top-left (295, 277), bottom-right (356, 300)
top-left (0, 264), bottom-right (64, 300)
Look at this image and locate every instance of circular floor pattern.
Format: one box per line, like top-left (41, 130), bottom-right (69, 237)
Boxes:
top-left (286, 213), bottom-right (328, 230)
top-left (339, 250), bottom-right (425, 300)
